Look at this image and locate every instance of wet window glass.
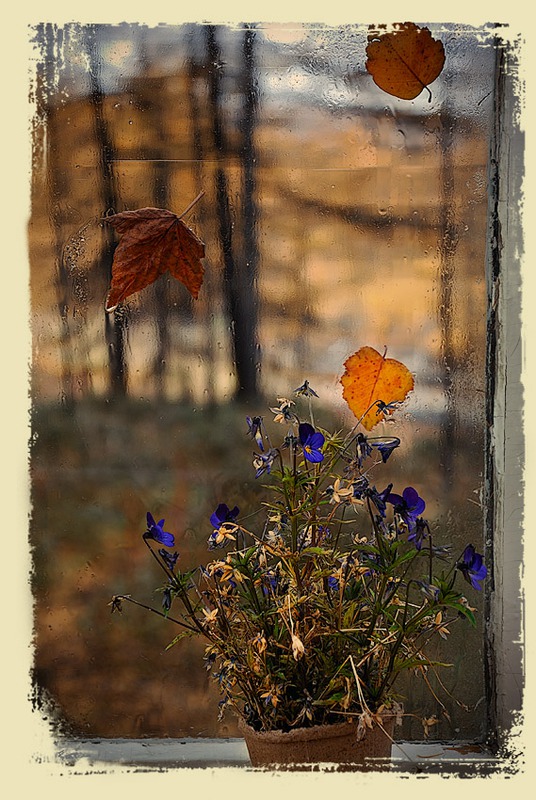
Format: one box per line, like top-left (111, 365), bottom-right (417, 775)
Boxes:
top-left (30, 22), bottom-right (499, 741)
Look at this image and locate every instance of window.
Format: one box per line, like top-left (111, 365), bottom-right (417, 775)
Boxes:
top-left (27, 21), bottom-right (524, 760)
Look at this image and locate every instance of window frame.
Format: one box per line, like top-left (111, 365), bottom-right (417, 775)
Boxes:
top-left (484, 39), bottom-right (525, 755)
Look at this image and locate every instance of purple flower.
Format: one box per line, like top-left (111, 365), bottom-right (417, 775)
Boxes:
top-left (327, 576), bottom-right (339, 591)
top-left (457, 545), bottom-right (487, 591)
top-left (253, 448), bottom-right (278, 479)
top-left (432, 544), bottom-right (452, 561)
top-left (371, 437), bottom-right (400, 463)
top-left (360, 551), bottom-right (380, 576)
top-left (298, 422), bottom-right (325, 463)
top-left (144, 512), bottom-right (175, 547)
top-left (417, 580), bottom-right (440, 602)
top-left (355, 433), bottom-right (373, 467)
top-left (281, 434), bottom-right (298, 451)
top-left (317, 525), bottom-right (331, 543)
top-left (204, 651), bottom-right (216, 671)
top-left (212, 567), bottom-right (237, 588)
top-left (246, 416), bottom-right (264, 451)
top-left (208, 528), bottom-right (238, 550)
top-left (367, 483), bottom-right (393, 518)
top-left (158, 548), bottom-right (180, 571)
top-left (294, 380), bottom-right (319, 398)
top-left (408, 517), bottom-right (430, 551)
top-left (351, 476), bottom-right (370, 500)
top-left (354, 434), bottom-right (399, 466)
top-left (210, 503), bottom-right (240, 530)
top-left (262, 571), bottom-right (279, 595)
top-left (207, 531), bottom-right (223, 550)
top-left (387, 487), bottom-right (426, 531)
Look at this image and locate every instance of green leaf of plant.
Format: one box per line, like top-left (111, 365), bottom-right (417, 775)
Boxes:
top-left (165, 630), bottom-right (196, 649)
top-left (449, 603), bottom-right (477, 627)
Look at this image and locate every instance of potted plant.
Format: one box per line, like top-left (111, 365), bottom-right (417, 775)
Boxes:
top-left (110, 346), bottom-right (486, 769)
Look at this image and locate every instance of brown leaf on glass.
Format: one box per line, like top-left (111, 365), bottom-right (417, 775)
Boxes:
top-left (340, 346), bottom-right (414, 431)
top-left (365, 22), bottom-right (445, 101)
top-left (104, 195), bottom-right (205, 311)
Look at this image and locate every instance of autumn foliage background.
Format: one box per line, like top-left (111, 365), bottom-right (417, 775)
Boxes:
top-left (29, 22), bottom-right (496, 742)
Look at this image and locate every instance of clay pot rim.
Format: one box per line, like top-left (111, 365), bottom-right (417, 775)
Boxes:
top-left (238, 714), bottom-right (395, 744)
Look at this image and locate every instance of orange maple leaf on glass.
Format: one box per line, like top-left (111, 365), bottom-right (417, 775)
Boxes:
top-left (365, 22), bottom-right (445, 101)
top-left (341, 346), bottom-right (414, 431)
top-left (104, 194), bottom-right (205, 311)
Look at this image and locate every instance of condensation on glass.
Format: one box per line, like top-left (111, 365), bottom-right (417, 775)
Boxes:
top-left (29, 22), bottom-right (499, 740)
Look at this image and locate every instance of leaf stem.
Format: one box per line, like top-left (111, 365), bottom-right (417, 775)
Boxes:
top-left (178, 191), bottom-right (205, 219)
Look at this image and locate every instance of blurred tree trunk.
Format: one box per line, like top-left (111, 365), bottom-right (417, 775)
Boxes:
top-left (85, 25), bottom-right (128, 398)
top-left (186, 28), bottom-right (217, 405)
top-left (36, 23), bottom-right (75, 407)
top-left (152, 165), bottom-right (172, 400)
top-left (136, 32), bottom-right (173, 401)
top-left (205, 24), bottom-right (260, 402)
top-left (238, 25), bottom-right (261, 398)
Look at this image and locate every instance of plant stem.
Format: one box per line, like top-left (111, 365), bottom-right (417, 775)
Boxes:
top-left (142, 536), bottom-right (177, 584)
top-left (112, 594), bottom-right (200, 634)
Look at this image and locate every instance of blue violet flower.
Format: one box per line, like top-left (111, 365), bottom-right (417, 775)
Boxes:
top-left (298, 422), bottom-right (325, 463)
top-left (158, 548), bottom-right (180, 571)
top-left (367, 483), bottom-right (393, 518)
top-left (293, 380), bottom-right (319, 398)
top-left (144, 512), bottom-right (175, 547)
top-left (210, 503), bottom-right (240, 530)
top-left (371, 436), bottom-right (400, 463)
top-left (253, 448), bottom-right (278, 478)
top-left (457, 544), bottom-right (487, 591)
top-left (246, 416), bottom-right (264, 451)
top-left (408, 517), bottom-right (430, 551)
top-left (387, 487), bottom-right (426, 531)
top-left (356, 433), bottom-right (373, 467)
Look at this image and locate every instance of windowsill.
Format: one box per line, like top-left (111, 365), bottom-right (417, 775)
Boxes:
top-left (53, 737), bottom-right (502, 774)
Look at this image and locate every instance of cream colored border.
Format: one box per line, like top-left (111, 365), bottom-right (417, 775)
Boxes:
top-left (4, 1), bottom-right (532, 795)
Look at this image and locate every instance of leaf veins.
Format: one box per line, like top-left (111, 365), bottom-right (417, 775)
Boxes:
top-left (341, 346), bottom-right (414, 431)
top-left (104, 196), bottom-right (206, 311)
top-left (365, 22), bottom-right (445, 102)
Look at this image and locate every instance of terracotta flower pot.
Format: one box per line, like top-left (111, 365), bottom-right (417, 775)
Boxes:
top-left (238, 714), bottom-right (396, 769)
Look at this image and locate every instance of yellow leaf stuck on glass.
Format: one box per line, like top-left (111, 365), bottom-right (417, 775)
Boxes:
top-left (366, 22), bottom-right (445, 101)
top-left (341, 346), bottom-right (414, 431)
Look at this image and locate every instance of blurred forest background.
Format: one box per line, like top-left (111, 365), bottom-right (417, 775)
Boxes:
top-left (29, 21), bottom-right (499, 741)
